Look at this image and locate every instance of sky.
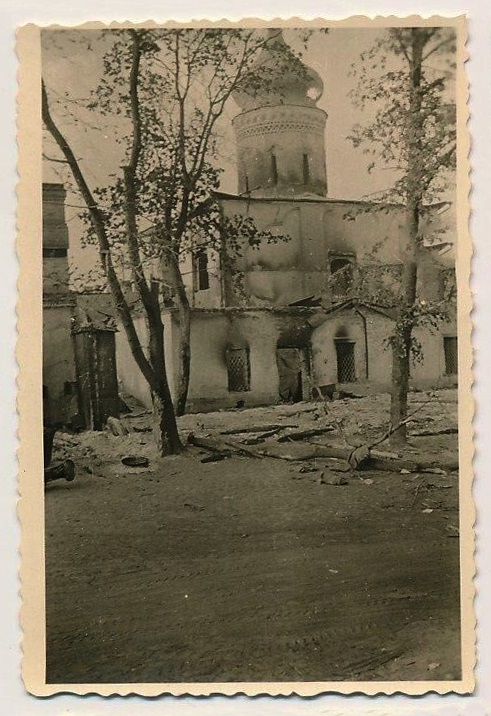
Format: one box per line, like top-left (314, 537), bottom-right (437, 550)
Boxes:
top-left (41, 27), bottom-right (455, 286)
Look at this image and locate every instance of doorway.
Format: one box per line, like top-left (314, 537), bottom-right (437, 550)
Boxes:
top-left (276, 347), bottom-right (309, 402)
top-left (335, 339), bottom-right (356, 383)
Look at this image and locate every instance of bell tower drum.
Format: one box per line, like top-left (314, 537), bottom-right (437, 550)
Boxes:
top-left (233, 30), bottom-right (328, 198)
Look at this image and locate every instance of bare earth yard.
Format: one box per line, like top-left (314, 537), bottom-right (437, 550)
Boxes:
top-left (45, 390), bottom-right (461, 684)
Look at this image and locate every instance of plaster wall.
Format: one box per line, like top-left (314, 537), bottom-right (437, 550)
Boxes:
top-left (115, 315), bottom-right (152, 409)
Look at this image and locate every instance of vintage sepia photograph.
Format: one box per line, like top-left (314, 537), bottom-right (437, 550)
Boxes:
top-left (17, 16), bottom-right (473, 696)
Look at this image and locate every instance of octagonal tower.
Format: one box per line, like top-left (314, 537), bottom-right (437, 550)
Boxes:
top-left (233, 30), bottom-right (328, 198)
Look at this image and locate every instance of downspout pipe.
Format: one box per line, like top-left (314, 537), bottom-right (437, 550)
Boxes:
top-left (354, 308), bottom-right (369, 380)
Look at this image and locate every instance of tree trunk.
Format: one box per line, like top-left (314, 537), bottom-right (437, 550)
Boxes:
top-left (167, 252), bottom-right (192, 417)
top-left (151, 390), bottom-right (182, 456)
top-left (389, 29), bottom-right (425, 448)
top-left (389, 244), bottom-right (418, 448)
top-left (175, 294), bottom-right (191, 417)
top-left (147, 290), bottom-right (182, 455)
top-left (389, 318), bottom-right (413, 447)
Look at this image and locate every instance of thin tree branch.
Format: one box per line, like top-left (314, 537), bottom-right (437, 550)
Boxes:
top-left (41, 77), bottom-right (158, 393)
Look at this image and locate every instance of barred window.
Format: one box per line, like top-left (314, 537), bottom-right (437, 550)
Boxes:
top-left (444, 336), bottom-right (458, 375)
top-left (226, 347), bottom-right (250, 392)
top-left (335, 339), bottom-right (356, 383)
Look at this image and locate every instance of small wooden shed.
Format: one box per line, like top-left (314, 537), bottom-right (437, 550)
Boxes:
top-left (72, 318), bottom-right (120, 431)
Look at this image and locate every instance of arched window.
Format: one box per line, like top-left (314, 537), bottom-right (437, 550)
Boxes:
top-left (193, 249), bottom-right (209, 291)
top-left (302, 153), bottom-right (310, 185)
top-left (270, 153), bottom-right (278, 185)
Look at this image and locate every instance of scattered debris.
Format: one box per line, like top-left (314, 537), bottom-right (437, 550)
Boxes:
top-left (277, 427), bottom-right (334, 443)
top-left (319, 471), bottom-right (348, 486)
top-left (292, 464), bottom-right (318, 473)
top-left (45, 459), bottom-right (76, 485)
top-left (121, 456), bottom-right (149, 468)
top-left (427, 662), bottom-right (441, 671)
top-left (183, 502), bottom-right (204, 512)
top-left (107, 417), bottom-right (129, 437)
top-left (422, 508), bottom-right (434, 514)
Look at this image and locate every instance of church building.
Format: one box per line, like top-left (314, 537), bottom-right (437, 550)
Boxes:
top-left (114, 33), bottom-right (458, 413)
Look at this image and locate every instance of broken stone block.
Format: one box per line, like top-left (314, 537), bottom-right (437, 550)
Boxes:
top-left (106, 416), bottom-right (129, 436)
top-left (319, 471), bottom-right (348, 486)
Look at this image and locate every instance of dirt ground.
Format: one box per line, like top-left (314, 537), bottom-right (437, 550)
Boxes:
top-left (45, 390), bottom-right (461, 684)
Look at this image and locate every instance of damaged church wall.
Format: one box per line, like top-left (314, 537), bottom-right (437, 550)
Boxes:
top-left (184, 311), bottom-right (280, 413)
top-left (219, 197), bottom-right (436, 309)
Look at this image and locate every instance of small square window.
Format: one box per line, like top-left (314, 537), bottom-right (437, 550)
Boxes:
top-left (226, 347), bottom-right (250, 392)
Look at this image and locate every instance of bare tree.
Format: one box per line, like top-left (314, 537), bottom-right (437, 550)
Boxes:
top-left (350, 27), bottom-right (456, 446)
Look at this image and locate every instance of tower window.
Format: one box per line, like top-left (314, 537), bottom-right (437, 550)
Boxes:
top-left (270, 153), bottom-right (278, 185)
top-left (444, 336), bottom-right (458, 375)
top-left (194, 249), bottom-right (209, 291)
top-left (330, 257), bottom-right (354, 297)
top-left (226, 347), bottom-right (250, 392)
top-left (302, 153), bottom-right (310, 185)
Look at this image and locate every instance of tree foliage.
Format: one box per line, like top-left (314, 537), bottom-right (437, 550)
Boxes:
top-left (349, 27), bottom-right (457, 445)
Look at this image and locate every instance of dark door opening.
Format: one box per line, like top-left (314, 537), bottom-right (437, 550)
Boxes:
top-left (276, 347), bottom-right (304, 403)
top-left (335, 340), bottom-right (356, 383)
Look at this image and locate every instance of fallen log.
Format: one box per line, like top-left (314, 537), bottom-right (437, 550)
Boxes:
top-left (188, 434), bottom-right (233, 453)
top-left (239, 429), bottom-right (283, 444)
top-left (276, 427), bottom-right (335, 443)
top-left (188, 434), bottom-right (459, 473)
top-left (201, 451), bottom-right (232, 463)
top-left (220, 423), bottom-right (297, 435)
top-left (410, 427), bottom-right (458, 437)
